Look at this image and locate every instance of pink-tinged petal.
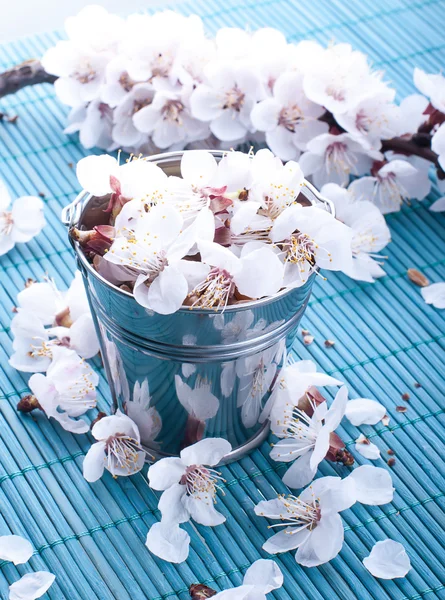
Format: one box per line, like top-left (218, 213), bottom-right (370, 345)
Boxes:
top-left (190, 85), bottom-right (223, 121)
top-left (145, 521), bottom-right (190, 563)
top-left (76, 154), bottom-right (118, 196)
top-left (210, 110), bottom-right (247, 142)
top-left (147, 457), bottom-right (186, 490)
top-left (9, 571), bottom-right (55, 600)
top-left (28, 373), bottom-right (57, 413)
top-left (345, 398), bottom-right (386, 426)
top-left (355, 435), bottom-right (381, 460)
top-left (183, 492), bottom-right (226, 526)
top-left (363, 540), bottom-right (411, 579)
top-left (263, 527), bottom-right (311, 554)
top-left (348, 465), bottom-right (394, 505)
top-left (421, 282), bottom-right (445, 309)
top-left (83, 441), bottom-right (107, 482)
top-left (282, 452), bottom-right (317, 489)
top-left (52, 412), bottom-right (90, 434)
top-left (0, 535), bottom-right (33, 565)
top-left (158, 483), bottom-right (189, 524)
top-left (295, 513), bottom-right (344, 567)
top-left (180, 437), bottom-right (232, 467)
top-left (243, 559), bottom-right (284, 592)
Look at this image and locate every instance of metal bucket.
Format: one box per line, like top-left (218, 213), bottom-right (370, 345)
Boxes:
top-left (62, 150), bottom-right (334, 462)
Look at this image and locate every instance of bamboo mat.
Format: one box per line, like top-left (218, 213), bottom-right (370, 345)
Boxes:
top-left (0, 0), bottom-right (445, 598)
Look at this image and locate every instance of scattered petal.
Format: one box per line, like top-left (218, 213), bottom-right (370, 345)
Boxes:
top-left (345, 398), bottom-right (386, 425)
top-left (363, 540), bottom-right (411, 579)
top-left (355, 435), bottom-right (381, 460)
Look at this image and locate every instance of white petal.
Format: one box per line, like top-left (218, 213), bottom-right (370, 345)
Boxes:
top-left (68, 314), bottom-right (100, 359)
top-left (147, 458), bottom-right (186, 491)
top-left (250, 98), bottom-right (281, 132)
top-left (141, 267), bottom-right (188, 314)
top-left (17, 283), bottom-right (59, 325)
top-left (180, 150), bottom-right (218, 187)
top-left (282, 452), bottom-right (317, 489)
top-left (310, 426), bottom-right (331, 470)
top-left (243, 559), bottom-right (284, 593)
top-left (345, 398), bottom-right (386, 426)
top-left (190, 85), bottom-right (223, 121)
top-left (180, 438), bottom-right (232, 467)
top-left (355, 435), bottom-right (381, 460)
top-left (158, 483), bottom-right (189, 524)
top-left (295, 513), bottom-right (344, 567)
top-left (52, 411), bottom-right (90, 434)
top-left (266, 127), bottom-right (299, 161)
top-left (348, 465), bottom-right (394, 505)
top-left (92, 412), bottom-right (139, 441)
top-left (83, 442), bottom-right (107, 482)
top-left (9, 571), bottom-right (55, 600)
top-left (76, 155), bottom-right (118, 196)
top-left (235, 247), bottom-right (284, 298)
top-left (300, 475), bottom-right (356, 513)
top-left (11, 197), bottom-right (45, 242)
top-left (182, 492), bottom-right (226, 526)
top-left (421, 282), bottom-right (445, 309)
top-left (430, 196), bottom-right (445, 212)
top-left (198, 240), bottom-right (241, 273)
top-left (324, 386), bottom-right (348, 431)
top-left (210, 110), bottom-right (247, 142)
top-left (263, 528), bottom-right (311, 554)
top-left (363, 540), bottom-right (411, 579)
top-left (145, 521), bottom-right (190, 563)
top-left (0, 535), bottom-right (33, 565)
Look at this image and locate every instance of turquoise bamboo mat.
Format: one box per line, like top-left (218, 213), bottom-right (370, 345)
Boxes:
top-left (1, 0), bottom-right (445, 598)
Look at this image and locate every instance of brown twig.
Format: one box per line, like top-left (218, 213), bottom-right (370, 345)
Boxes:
top-left (0, 60), bottom-right (56, 99)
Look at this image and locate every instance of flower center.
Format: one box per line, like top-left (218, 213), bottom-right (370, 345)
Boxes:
top-left (58, 366), bottom-right (97, 408)
top-left (272, 404), bottom-right (320, 458)
top-left (27, 338), bottom-right (54, 359)
top-left (278, 105), bottom-right (303, 132)
top-left (189, 268), bottom-right (236, 311)
top-left (180, 464), bottom-right (225, 499)
top-left (285, 233), bottom-right (316, 266)
top-left (119, 72), bottom-right (136, 92)
top-left (325, 85), bottom-right (345, 102)
top-left (376, 173), bottom-right (408, 209)
top-left (0, 211), bottom-right (13, 236)
top-left (162, 99), bottom-right (184, 123)
top-left (266, 494), bottom-right (321, 533)
top-left (223, 86), bottom-right (245, 112)
top-left (325, 142), bottom-right (357, 176)
top-left (133, 98), bottom-right (152, 115)
top-left (105, 434), bottom-right (143, 474)
top-left (74, 64), bottom-right (97, 84)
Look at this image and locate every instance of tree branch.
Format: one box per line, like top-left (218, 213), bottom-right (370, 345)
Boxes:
top-left (0, 60), bottom-right (56, 99)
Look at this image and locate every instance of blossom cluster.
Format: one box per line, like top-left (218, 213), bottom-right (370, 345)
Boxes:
top-left (10, 273), bottom-right (100, 433)
top-left (41, 5), bottom-right (445, 216)
top-left (74, 148), bottom-right (356, 311)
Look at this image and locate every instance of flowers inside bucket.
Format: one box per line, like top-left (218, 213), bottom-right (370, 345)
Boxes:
top-left (63, 148), bottom-right (353, 460)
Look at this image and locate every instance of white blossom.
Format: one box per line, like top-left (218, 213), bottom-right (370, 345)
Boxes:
top-left (0, 180), bottom-right (45, 256)
top-left (321, 183), bottom-right (391, 282)
top-left (28, 347), bottom-right (98, 434)
top-left (126, 379), bottom-right (162, 445)
top-left (349, 158), bottom-right (431, 214)
top-left (83, 411), bottom-right (146, 481)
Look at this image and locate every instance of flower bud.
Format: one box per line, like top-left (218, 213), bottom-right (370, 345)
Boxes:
top-left (189, 583), bottom-right (217, 599)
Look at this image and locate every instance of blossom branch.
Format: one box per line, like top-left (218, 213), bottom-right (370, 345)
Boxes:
top-left (0, 60), bottom-right (56, 99)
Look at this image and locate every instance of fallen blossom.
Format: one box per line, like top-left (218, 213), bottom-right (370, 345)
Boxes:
top-left (363, 540), bottom-right (411, 579)
top-left (0, 179), bottom-right (45, 256)
top-left (344, 398), bottom-right (386, 426)
top-left (9, 572), bottom-right (56, 600)
top-left (83, 410), bottom-right (146, 481)
top-left (0, 535), bottom-right (33, 565)
top-left (421, 282), bottom-right (445, 309)
top-left (355, 434), bottom-right (381, 460)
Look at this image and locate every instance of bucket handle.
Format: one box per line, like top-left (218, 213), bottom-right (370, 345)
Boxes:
top-left (61, 190), bottom-right (89, 227)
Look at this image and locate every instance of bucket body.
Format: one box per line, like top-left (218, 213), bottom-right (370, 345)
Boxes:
top-left (63, 151), bottom-right (332, 461)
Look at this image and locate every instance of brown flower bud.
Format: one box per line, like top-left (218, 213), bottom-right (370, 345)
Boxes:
top-left (17, 395), bottom-right (42, 413)
top-left (55, 306), bottom-right (73, 328)
top-left (189, 584), bottom-right (217, 599)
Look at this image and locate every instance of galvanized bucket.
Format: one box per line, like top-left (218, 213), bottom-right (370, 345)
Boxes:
top-left (62, 151), bottom-right (334, 462)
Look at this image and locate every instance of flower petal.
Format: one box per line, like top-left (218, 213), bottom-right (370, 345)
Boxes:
top-left (147, 457), bottom-right (186, 491)
top-left (421, 282), bottom-right (445, 309)
top-left (9, 571), bottom-right (55, 600)
top-left (355, 435), bottom-right (381, 460)
top-left (158, 483), bottom-right (189, 524)
top-left (0, 535), bottom-right (33, 565)
top-left (182, 492), bottom-right (226, 526)
top-left (363, 540), bottom-right (411, 579)
top-left (243, 559), bottom-right (284, 593)
top-left (180, 438), bottom-right (232, 467)
top-left (344, 398), bottom-right (386, 426)
top-left (235, 246), bottom-right (284, 298)
top-left (76, 154), bottom-right (118, 196)
top-left (263, 527), bottom-right (311, 554)
top-left (295, 513), bottom-right (344, 567)
top-left (348, 465), bottom-right (394, 505)
top-left (282, 451), bottom-right (317, 489)
top-left (141, 267), bottom-right (188, 314)
top-left (180, 150), bottom-right (218, 187)
top-left (83, 442), bottom-right (107, 482)
top-left (324, 386), bottom-right (348, 431)
top-left (145, 521), bottom-right (190, 563)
